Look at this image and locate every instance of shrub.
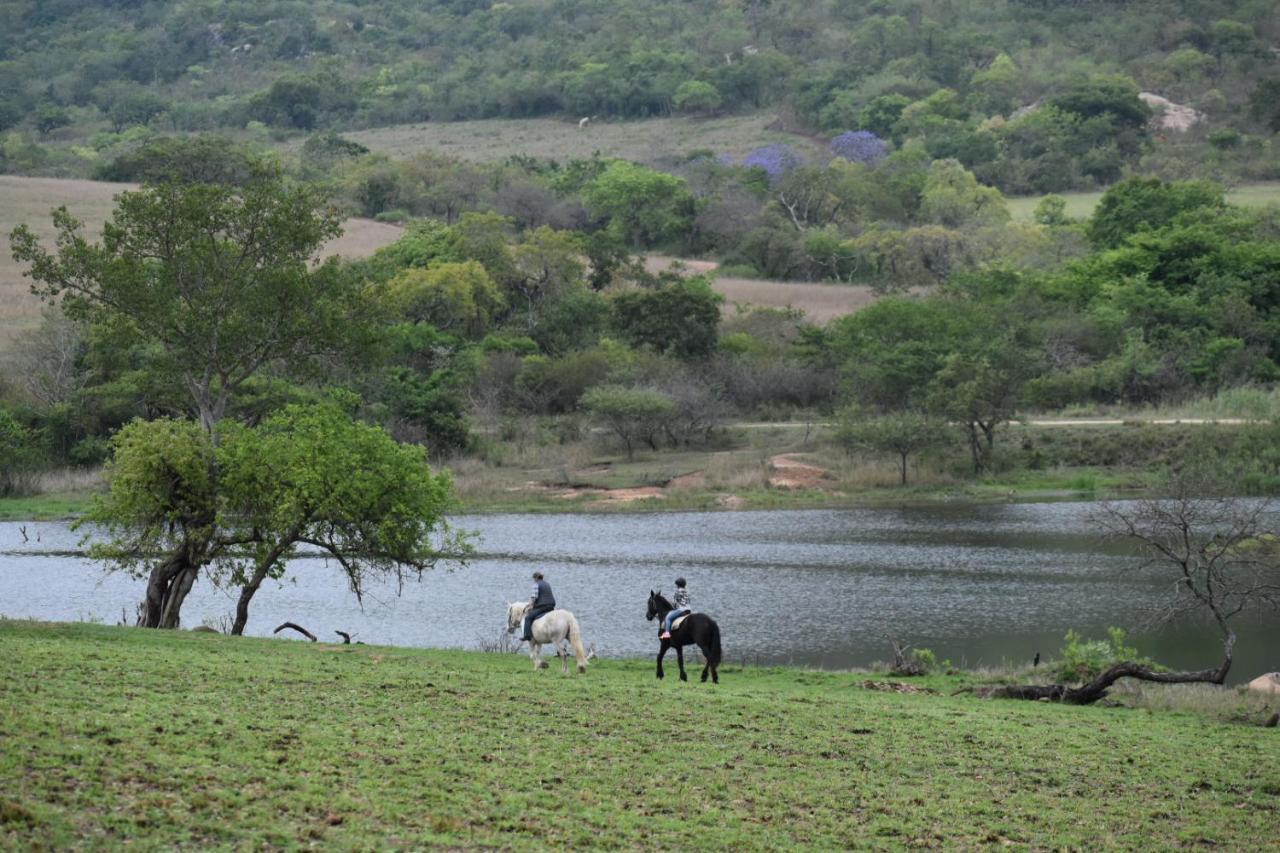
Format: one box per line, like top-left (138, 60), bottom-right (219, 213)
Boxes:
top-left (1054, 627), bottom-right (1158, 684)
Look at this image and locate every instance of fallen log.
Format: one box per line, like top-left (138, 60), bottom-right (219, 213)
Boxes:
top-left (335, 630), bottom-right (353, 644)
top-left (273, 622), bottom-right (318, 642)
top-left (975, 658), bottom-right (1231, 705)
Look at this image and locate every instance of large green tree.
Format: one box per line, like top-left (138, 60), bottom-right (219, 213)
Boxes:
top-left (11, 168), bottom-right (373, 436)
top-left (12, 169), bottom-right (384, 627)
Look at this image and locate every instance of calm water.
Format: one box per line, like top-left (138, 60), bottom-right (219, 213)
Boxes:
top-left (1, 504), bottom-right (1276, 683)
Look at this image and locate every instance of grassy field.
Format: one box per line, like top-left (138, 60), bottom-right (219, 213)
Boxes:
top-left (0, 176), bottom-right (401, 353)
top-left (1007, 181), bottom-right (1280, 223)
top-left (324, 113), bottom-right (826, 166)
top-left (1, 620), bottom-right (1275, 849)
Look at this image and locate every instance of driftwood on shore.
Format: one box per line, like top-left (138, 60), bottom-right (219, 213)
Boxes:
top-left (273, 622), bottom-right (318, 642)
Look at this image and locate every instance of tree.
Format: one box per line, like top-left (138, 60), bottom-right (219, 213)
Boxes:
top-left (834, 408), bottom-right (947, 485)
top-left (85, 407), bottom-right (464, 635)
top-left (0, 409), bottom-right (43, 497)
top-left (82, 419), bottom-right (219, 628)
top-left (12, 167), bottom-right (369, 436)
top-left (983, 482), bottom-right (1280, 704)
top-left (918, 159), bottom-right (1009, 229)
top-left (673, 80), bottom-right (722, 114)
top-left (385, 261), bottom-right (504, 337)
top-left (927, 338), bottom-right (1030, 475)
top-left (609, 276), bottom-right (722, 358)
top-left (216, 405), bottom-right (464, 635)
top-left (509, 227), bottom-right (586, 333)
top-left (12, 169), bottom-right (379, 628)
top-left (586, 161), bottom-right (696, 247)
top-left (829, 131), bottom-right (888, 166)
top-left (582, 385), bottom-right (675, 460)
top-left (1086, 177), bottom-right (1225, 249)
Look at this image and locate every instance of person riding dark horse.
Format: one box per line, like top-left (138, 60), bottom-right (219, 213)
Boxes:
top-left (659, 577), bottom-right (691, 640)
top-left (522, 571), bottom-right (555, 641)
top-left (647, 589), bottom-right (722, 684)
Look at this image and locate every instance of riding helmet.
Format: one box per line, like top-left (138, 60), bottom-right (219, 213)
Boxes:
top-left (675, 576), bottom-right (686, 587)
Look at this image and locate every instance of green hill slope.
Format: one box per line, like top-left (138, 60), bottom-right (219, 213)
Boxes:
top-left (1, 620), bottom-right (1275, 848)
top-left (4, 1), bottom-right (1277, 188)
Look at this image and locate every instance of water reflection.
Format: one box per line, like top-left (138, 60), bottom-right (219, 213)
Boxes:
top-left (1, 504), bottom-right (1275, 684)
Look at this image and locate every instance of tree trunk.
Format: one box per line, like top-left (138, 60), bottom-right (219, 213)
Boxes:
top-left (158, 563), bottom-right (198, 629)
top-left (977, 639), bottom-right (1233, 706)
top-left (232, 532), bottom-right (302, 635)
top-left (139, 551), bottom-right (199, 628)
top-left (232, 569), bottom-right (267, 636)
top-left (137, 532), bottom-right (214, 629)
top-left (899, 452), bottom-right (908, 486)
top-left (966, 423), bottom-right (984, 474)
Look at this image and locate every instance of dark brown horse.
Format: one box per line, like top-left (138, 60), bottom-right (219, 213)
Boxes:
top-left (646, 590), bottom-right (722, 683)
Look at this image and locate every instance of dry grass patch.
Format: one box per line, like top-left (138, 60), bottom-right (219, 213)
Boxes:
top-left (646, 254), bottom-right (885, 324)
top-left (328, 113), bottom-right (825, 165)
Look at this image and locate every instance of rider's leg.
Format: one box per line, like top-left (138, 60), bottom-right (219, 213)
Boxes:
top-left (659, 611), bottom-right (673, 639)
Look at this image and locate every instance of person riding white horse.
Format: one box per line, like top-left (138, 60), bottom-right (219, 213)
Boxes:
top-left (506, 571), bottom-right (589, 673)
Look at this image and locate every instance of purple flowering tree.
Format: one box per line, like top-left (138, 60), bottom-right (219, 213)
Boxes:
top-left (829, 130), bottom-right (888, 165)
top-left (742, 143), bottom-right (804, 180)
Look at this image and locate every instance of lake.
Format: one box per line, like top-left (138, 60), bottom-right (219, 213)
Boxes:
top-left (1, 503), bottom-right (1276, 683)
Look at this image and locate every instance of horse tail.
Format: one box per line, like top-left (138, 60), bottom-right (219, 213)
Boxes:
top-left (568, 614), bottom-right (588, 674)
top-left (708, 619), bottom-right (722, 668)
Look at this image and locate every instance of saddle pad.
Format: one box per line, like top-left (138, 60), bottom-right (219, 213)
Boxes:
top-left (671, 613), bottom-right (691, 632)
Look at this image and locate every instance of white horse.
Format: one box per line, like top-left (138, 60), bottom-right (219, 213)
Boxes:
top-left (506, 601), bottom-right (589, 674)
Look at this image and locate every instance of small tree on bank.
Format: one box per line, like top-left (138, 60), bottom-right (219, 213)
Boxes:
top-left (86, 406), bottom-right (466, 635)
top-left (834, 408), bottom-right (948, 486)
top-left (582, 385), bottom-right (674, 460)
top-left (982, 480), bottom-right (1280, 704)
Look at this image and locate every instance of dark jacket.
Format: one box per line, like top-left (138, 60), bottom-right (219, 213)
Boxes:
top-left (530, 579), bottom-right (555, 610)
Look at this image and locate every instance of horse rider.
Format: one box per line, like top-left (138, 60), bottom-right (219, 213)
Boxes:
top-left (659, 576), bottom-right (691, 640)
top-left (522, 571), bottom-right (556, 641)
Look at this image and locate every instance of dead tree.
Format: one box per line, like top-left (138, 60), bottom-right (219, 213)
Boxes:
top-left (983, 483), bottom-right (1279, 705)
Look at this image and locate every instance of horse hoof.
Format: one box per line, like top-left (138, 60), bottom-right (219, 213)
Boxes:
top-left (578, 665), bottom-right (586, 674)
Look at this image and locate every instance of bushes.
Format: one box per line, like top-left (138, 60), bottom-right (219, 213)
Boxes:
top-left (0, 410), bottom-right (45, 497)
top-left (1053, 628), bottom-right (1158, 684)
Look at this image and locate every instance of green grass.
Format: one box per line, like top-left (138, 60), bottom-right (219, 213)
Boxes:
top-left (1, 621), bottom-right (1276, 849)
top-left (0, 490), bottom-right (94, 520)
top-left (1007, 181), bottom-right (1280, 223)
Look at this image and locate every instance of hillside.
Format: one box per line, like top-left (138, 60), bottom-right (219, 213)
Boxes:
top-left (3, 1), bottom-right (1277, 191)
top-left (2, 621), bottom-right (1275, 848)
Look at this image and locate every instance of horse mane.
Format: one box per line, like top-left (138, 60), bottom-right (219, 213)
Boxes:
top-left (651, 591), bottom-right (672, 609)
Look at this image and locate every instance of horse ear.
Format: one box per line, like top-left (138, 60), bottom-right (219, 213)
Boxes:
top-left (650, 589), bottom-right (655, 595)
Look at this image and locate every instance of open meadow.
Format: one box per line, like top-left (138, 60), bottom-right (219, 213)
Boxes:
top-left (1007, 181), bottom-right (1280, 223)
top-left (318, 113), bottom-right (826, 166)
top-left (1, 620), bottom-right (1275, 849)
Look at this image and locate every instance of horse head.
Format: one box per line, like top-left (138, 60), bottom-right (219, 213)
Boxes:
top-left (506, 601), bottom-right (528, 633)
top-left (647, 590), bottom-right (669, 621)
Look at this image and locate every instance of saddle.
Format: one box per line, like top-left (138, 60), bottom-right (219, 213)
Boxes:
top-left (670, 612), bottom-right (691, 632)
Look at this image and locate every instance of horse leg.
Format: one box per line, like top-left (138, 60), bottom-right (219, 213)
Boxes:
top-left (558, 639), bottom-right (569, 674)
top-left (700, 641), bottom-right (710, 682)
top-left (656, 641), bottom-right (668, 679)
top-left (531, 641), bottom-right (547, 670)
top-left (676, 645), bottom-right (688, 682)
